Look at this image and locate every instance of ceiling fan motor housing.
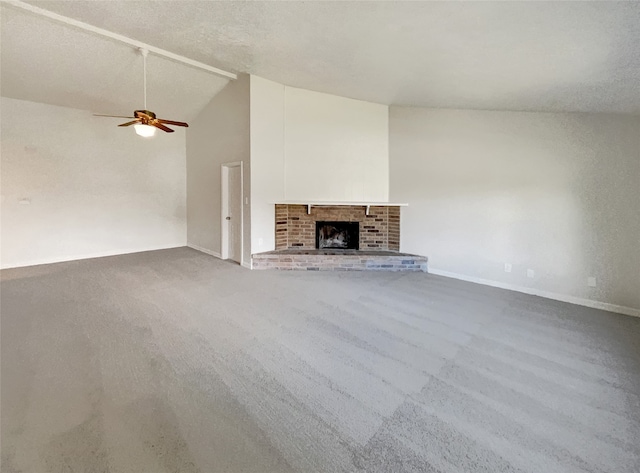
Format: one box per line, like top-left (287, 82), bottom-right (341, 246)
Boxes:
top-left (135, 110), bottom-right (156, 119)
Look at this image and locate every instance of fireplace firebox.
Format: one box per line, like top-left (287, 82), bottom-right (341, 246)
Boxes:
top-left (316, 221), bottom-right (359, 250)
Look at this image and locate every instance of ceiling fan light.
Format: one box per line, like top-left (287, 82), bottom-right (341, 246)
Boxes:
top-left (134, 124), bottom-right (156, 138)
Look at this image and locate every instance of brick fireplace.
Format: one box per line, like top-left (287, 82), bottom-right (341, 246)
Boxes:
top-left (275, 204), bottom-right (400, 251)
top-left (251, 203), bottom-right (427, 271)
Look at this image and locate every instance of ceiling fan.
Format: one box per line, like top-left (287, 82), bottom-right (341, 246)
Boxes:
top-left (94, 48), bottom-right (188, 137)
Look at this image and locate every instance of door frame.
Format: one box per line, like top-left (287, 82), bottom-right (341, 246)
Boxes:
top-left (220, 161), bottom-right (244, 265)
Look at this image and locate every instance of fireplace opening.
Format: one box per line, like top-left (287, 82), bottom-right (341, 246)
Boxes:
top-left (316, 221), bottom-right (359, 250)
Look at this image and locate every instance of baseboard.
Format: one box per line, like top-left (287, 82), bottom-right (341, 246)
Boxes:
top-left (187, 244), bottom-right (252, 269)
top-left (428, 268), bottom-right (640, 318)
top-left (0, 244), bottom-right (185, 270)
top-left (187, 244), bottom-right (221, 259)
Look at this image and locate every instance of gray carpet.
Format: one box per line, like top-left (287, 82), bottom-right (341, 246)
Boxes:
top-left (1, 247), bottom-right (639, 473)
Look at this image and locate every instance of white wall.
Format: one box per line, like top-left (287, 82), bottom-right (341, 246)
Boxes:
top-left (250, 76), bottom-right (285, 254)
top-left (390, 107), bottom-right (640, 313)
top-left (1, 97), bottom-right (187, 269)
top-left (284, 86), bottom-right (389, 202)
top-left (249, 78), bottom-right (390, 254)
top-left (186, 74), bottom-right (251, 265)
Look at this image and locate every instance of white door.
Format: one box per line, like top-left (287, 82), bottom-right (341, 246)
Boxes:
top-left (226, 166), bottom-right (242, 263)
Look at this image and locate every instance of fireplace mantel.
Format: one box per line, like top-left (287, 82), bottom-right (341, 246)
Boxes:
top-left (273, 201), bottom-right (408, 215)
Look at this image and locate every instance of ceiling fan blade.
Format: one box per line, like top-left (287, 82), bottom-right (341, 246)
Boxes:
top-left (118, 119), bottom-right (141, 127)
top-left (157, 119), bottom-right (189, 127)
top-left (152, 122), bottom-right (174, 133)
top-left (94, 114), bottom-right (135, 119)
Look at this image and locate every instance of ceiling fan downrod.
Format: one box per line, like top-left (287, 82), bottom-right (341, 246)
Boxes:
top-left (140, 48), bottom-right (149, 110)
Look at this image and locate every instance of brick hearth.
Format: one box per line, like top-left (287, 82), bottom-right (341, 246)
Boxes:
top-left (252, 249), bottom-right (428, 271)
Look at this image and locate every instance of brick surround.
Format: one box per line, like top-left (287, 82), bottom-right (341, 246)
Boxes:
top-left (275, 204), bottom-right (400, 251)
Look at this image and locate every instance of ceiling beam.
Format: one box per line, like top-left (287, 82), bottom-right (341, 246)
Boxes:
top-left (3, 0), bottom-right (237, 80)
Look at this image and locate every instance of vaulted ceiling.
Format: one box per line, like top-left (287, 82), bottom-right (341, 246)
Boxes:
top-left (3, 1), bottom-right (640, 116)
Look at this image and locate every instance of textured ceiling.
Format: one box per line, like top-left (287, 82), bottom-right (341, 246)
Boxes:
top-left (0, 5), bottom-right (230, 120)
top-left (4, 1), bottom-right (640, 114)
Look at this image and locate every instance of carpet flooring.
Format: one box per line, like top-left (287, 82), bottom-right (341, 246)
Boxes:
top-left (1, 247), bottom-right (639, 473)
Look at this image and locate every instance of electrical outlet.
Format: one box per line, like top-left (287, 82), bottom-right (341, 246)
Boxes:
top-left (588, 277), bottom-right (597, 287)
top-left (258, 237), bottom-right (263, 246)
top-left (527, 269), bottom-right (535, 278)
top-left (504, 263), bottom-right (512, 273)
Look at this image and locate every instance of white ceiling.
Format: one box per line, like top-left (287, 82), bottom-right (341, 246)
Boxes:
top-left (0, 5), bottom-right (230, 120)
top-left (3, 1), bottom-right (640, 115)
